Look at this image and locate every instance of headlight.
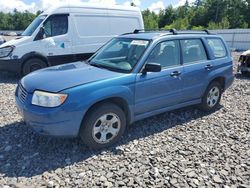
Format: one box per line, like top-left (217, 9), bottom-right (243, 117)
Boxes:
top-left (0, 46), bottom-right (15, 58)
top-left (32, 90), bottom-right (68, 107)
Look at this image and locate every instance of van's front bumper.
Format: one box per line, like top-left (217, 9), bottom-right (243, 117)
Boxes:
top-left (15, 92), bottom-right (84, 137)
top-left (0, 59), bottom-right (21, 73)
top-left (238, 64), bottom-right (250, 72)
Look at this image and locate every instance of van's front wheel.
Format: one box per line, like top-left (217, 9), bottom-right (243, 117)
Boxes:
top-left (22, 58), bottom-right (47, 76)
top-left (80, 103), bottom-right (126, 149)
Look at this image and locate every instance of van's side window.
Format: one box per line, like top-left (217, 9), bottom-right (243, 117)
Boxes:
top-left (181, 39), bottom-right (207, 64)
top-left (146, 40), bottom-right (180, 68)
top-left (43, 15), bottom-right (68, 37)
top-left (207, 38), bottom-right (227, 58)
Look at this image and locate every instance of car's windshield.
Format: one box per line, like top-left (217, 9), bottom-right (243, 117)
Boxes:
top-left (89, 38), bottom-right (150, 73)
top-left (22, 15), bottom-right (47, 36)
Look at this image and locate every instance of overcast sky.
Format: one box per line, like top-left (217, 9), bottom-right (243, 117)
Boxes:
top-left (0, 0), bottom-right (195, 14)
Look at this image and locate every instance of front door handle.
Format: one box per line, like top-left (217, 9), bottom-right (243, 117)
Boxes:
top-left (205, 64), bottom-right (213, 70)
top-left (170, 71), bottom-right (182, 77)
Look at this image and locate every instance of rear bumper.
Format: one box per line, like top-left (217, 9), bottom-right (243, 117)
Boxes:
top-left (0, 59), bottom-right (22, 73)
top-left (15, 93), bottom-right (83, 137)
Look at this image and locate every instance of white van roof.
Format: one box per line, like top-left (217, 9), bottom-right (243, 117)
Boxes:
top-left (43, 3), bottom-right (141, 15)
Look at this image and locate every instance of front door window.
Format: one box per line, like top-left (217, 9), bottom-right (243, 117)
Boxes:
top-left (43, 15), bottom-right (68, 38)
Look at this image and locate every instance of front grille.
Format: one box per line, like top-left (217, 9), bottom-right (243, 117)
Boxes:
top-left (18, 84), bottom-right (28, 103)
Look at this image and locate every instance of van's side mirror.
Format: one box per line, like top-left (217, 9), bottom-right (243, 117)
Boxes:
top-left (143, 63), bottom-right (161, 73)
top-left (35, 27), bottom-right (45, 41)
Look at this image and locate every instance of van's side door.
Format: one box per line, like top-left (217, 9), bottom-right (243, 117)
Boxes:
top-left (41, 14), bottom-right (72, 65)
top-left (135, 40), bottom-right (183, 115)
top-left (71, 8), bottom-right (110, 59)
top-left (180, 38), bottom-right (213, 102)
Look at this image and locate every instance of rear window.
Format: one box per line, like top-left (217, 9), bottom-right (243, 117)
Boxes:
top-left (207, 38), bottom-right (227, 58)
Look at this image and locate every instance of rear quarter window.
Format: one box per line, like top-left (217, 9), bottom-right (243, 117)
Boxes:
top-left (207, 38), bottom-right (227, 58)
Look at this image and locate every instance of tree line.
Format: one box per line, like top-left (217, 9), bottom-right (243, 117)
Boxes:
top-left (0, 9), bottom-right (41, 31)
top-left (142, 0), bottom-right (250, 30)
top-left (0, 0), bottom-right (250, 31)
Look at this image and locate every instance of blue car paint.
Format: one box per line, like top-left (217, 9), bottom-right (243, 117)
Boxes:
top-left (20, 62), bottom-right (124, 93)
top-left (15, 33), bottom-right (234, 137)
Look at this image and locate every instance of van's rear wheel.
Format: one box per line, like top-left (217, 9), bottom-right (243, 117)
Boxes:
top-left (80, 103), bottom-right (126, 149)
top-left (200, 81), bottom-right (222, 112)
top-left (22, 58), bottom-right (47, 76)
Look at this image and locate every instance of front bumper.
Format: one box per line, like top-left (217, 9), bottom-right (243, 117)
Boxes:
top-left (15, 92), bottom-right (83, 137)
top-left (237, 64), bottom-right (250, 72)
top-left (0, 59), bottom-right (22, 73)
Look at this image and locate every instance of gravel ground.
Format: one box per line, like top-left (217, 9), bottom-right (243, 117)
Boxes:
top-left (0, 52), bottom-right (249, 188)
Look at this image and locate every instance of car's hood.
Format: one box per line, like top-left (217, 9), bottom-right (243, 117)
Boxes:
top-left (0, 36), bottom-right (30, 48)
top-left (21, 62), bottom-right (124, 93)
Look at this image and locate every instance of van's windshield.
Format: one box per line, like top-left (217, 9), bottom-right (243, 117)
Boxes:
top-left (22, 15), bottom-right (47, 36)
top-left (89, 38), bottom-right (150, 73)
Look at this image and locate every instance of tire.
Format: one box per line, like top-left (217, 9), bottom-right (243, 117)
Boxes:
top-left (22, 58), bottom-right (47, 76)
top-left (199, 81), bottom-right (222, 112)
top-left (80, 103), bottom-right (126, 149)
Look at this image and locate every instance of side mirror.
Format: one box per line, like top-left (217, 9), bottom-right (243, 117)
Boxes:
top-left (143, 63), bottom-right (161, 73)
top-left (35, 27), bottom-right (45, 41)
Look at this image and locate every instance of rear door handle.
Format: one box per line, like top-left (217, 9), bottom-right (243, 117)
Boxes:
top-left (205, 64), bottom-right (213, 70)
top-left (170, 71), bottom-right (182, 77)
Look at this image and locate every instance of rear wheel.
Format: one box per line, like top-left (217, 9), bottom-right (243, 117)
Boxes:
top-left (22, 58), bottom-right (47, 76)
top-left (200, 81), bottom-right (222, 112)
top-left (80, 103), bottom-right (126, 149)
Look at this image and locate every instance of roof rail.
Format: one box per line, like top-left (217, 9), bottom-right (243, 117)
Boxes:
top-left (122, 29), bottom-right (214, 36)
top-left (121, 29), bottom-right (144, 35)
top-left (203, 29), bottom-right (211, 34)
top-left (169, 28), bottom-right (178, 35)
top-left (134, 29), bottom-right (144, 34)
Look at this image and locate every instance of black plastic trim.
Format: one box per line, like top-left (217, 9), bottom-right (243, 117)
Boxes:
top-left (0, 59), bottom-right (22, 73)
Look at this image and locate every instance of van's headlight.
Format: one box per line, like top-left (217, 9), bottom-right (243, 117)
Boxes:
top-left (0, 46), bottom-right (15, 58)
top-left (32, 91), bottom-right (68, 107)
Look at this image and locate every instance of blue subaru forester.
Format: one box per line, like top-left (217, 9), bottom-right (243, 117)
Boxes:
top-left (15, 30), bottom-right (234, 149)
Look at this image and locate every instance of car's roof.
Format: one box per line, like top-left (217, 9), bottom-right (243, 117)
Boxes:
top-left (118, 31), bottom-right (218, 40)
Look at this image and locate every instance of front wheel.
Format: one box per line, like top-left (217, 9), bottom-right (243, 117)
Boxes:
top-left (199, 82), bottom-right (222, 112)
top-left (22, 58), bottom-right (47, 76)
top-left (80, 103), bottom-right (126, 149)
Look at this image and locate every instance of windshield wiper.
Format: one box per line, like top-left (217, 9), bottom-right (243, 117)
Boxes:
top-left (90, 62), bottom-right (108, 69)
top-left (89, 62), bottom-right (129, 73)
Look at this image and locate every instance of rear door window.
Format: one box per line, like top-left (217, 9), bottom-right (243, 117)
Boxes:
top-left (180, 39), bottom-right (207, 64)
top-left (207, 38), bottom-right (227, 58)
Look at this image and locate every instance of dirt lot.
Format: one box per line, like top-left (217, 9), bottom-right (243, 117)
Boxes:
top-left (0, 52), bottom-right (249, 187)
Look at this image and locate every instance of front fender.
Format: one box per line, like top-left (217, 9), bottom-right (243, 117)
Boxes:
top-left (86, 86), bottom-right (134, 120)
top-left (64, 84), bottom-right (135, 124)
top-left (21, 51), bottom-right (49, 66)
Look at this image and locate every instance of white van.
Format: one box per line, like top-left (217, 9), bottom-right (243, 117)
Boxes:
top-left (0, 3), bottom-right (144, 75)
